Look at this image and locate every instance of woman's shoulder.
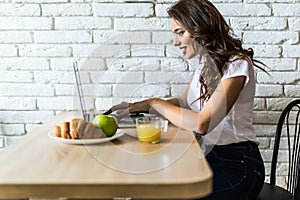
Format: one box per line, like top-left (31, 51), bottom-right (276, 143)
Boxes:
top-left (228, 55), bottom-right (252, 68)
top-left (222, 56), bottom-right (253, 80)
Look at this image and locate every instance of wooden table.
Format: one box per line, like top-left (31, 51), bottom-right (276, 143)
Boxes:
top-left (0, 111), bottom-right (212, 199)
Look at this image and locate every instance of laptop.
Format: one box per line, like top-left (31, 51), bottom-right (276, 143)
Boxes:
top-left (73, 61), bottom-right (143, 128)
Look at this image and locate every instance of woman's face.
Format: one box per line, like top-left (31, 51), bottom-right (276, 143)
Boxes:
top-left (171, 18), bottom-right (198, 59)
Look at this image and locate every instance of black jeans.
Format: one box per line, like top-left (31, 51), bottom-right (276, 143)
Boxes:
top-left (199, 141), bottom-right (265, 200)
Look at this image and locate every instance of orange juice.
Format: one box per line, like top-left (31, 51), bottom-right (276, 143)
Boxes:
top-left (136, 124), bottom-right (161, 143)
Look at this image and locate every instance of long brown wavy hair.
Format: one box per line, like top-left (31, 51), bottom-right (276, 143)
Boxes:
top-left (167, 0), bottom-right (267, 105)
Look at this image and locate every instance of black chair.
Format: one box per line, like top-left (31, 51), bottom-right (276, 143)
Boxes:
top-left (258, 99), bottom-right (300, 200)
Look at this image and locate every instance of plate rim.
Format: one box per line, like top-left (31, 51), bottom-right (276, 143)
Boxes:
top-left (48, 129), bottom-right (125, 145)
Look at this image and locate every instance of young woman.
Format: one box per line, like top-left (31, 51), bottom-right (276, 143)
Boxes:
top-left (104, 0), bottom-right (266, 199)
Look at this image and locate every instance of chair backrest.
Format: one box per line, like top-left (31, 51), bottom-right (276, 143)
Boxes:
top-left (295, 178), bottom-right (300, 200)
top-left (270, 99), bottom-right (300, 198)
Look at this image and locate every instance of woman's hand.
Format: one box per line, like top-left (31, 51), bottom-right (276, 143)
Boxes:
top-left (103, 98), bottom-right (157, 119)
top-left (102, 101), bottom-right (130, 115)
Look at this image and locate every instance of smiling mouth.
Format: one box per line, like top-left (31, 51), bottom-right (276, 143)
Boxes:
top-left (180, 47), bottom-right (187, 54)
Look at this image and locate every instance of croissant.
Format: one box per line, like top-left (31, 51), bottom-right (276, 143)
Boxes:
top-left (53, 118), bottom-right (105, 139)
top-left (53, 125), bottom-right (62, 137)
top-left (61, 122), bottom-right (71, 139)
top-left (70, 118), bottom-right (105, 139)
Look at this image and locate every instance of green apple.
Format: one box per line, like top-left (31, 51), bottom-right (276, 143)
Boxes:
top-left (92, 114), bottom-right (118, 137)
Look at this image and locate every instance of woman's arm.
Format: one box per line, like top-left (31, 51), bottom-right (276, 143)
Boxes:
top-left (166, 83), bottom-right (191, 108)
top-left (104, 76), bottom-right (245, 135)
top-left (150, 76), bottom-right (246, 135)
top-left (103, 83), bottom-right (191, 115)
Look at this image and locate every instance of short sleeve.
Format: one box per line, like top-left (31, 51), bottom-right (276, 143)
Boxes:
top-left (221, 58), bottom-right (251, 89)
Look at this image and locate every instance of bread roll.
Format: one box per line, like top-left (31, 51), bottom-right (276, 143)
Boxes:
top-left (61, 122), bottom-right (71, 139)
top-left (53, 119), bottom-right (105, 140)
top-left (70, 119), bottom-right (80, 139)
top-left (53, 125), bottom-right (61, 137)
top-left (74, 119), bottom-right (86, 138)
top-left (71, 118), bottom-right (105, 139)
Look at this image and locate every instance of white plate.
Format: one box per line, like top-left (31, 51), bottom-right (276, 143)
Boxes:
top-left (48, 129), bottom-right (125, 145)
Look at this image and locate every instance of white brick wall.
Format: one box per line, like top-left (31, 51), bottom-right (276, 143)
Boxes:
top-left (0, 0), bottom-right (299, 189)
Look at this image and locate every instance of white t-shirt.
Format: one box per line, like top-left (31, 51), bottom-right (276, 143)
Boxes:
top-left (187, 57), bottom-right (257, 146)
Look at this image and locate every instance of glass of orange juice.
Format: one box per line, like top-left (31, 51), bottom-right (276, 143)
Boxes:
top-left (136, 116), bottom-right (165, 143)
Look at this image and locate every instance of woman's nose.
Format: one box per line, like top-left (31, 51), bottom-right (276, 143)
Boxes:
top-left (173, 35), bottom-right (180, 46)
